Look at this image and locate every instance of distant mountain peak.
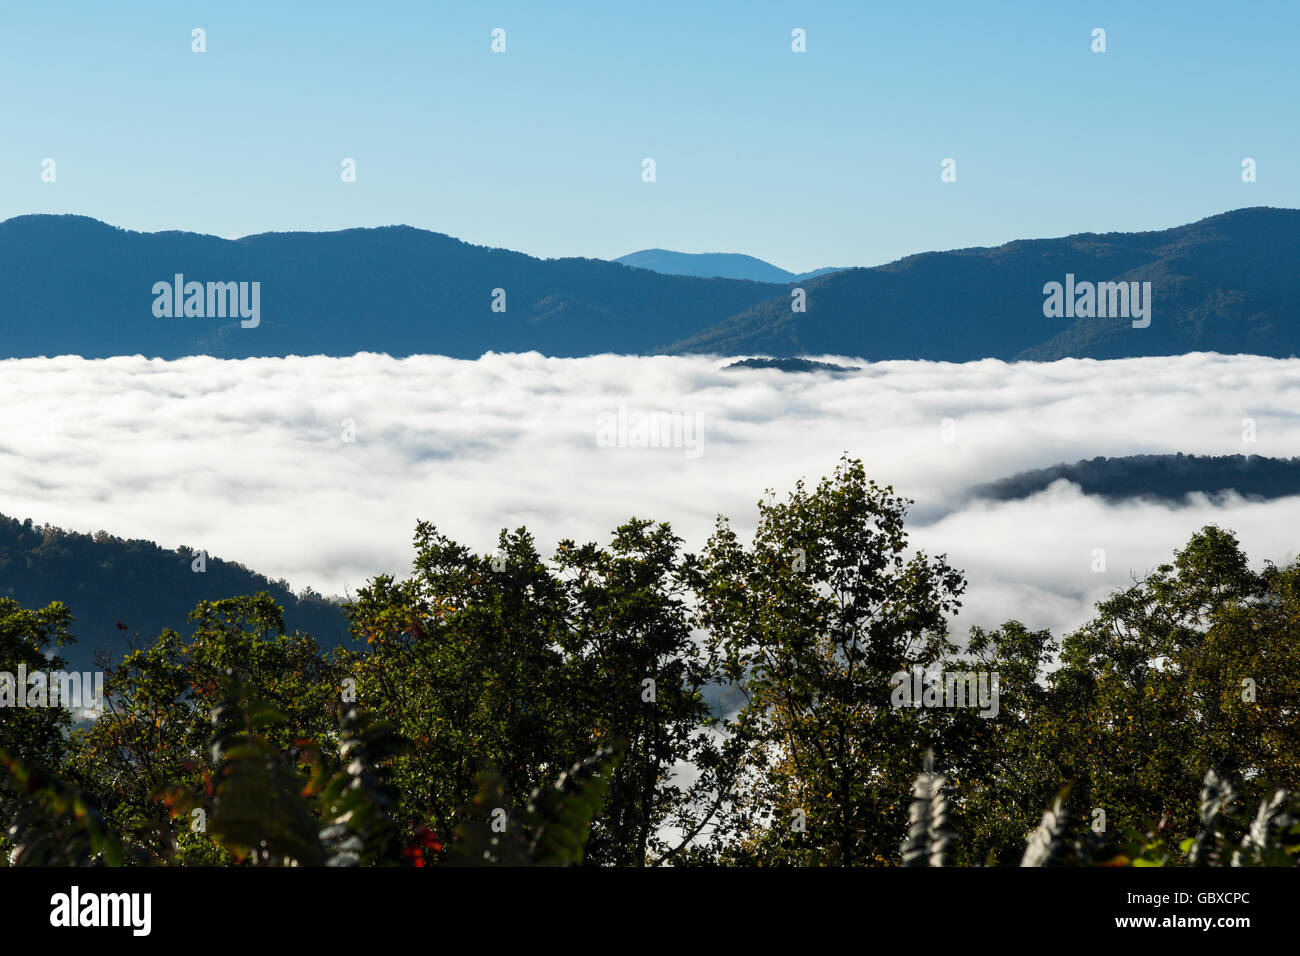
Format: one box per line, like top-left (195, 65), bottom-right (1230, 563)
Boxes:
top-left (614, 249), bottom-right (842, 284)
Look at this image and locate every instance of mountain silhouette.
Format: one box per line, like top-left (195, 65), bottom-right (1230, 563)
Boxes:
top-left (3, 208), bottom-right (1298, 362)
top-left (666, 207), bottom-right (1300, 361)
top-left (615, 249), bottom-right (841, 283)
top-left (0, 216), bottom-right (780, 359)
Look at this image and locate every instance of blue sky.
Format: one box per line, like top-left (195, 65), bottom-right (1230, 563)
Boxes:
top-left (2, 0), bottom-right (1297, 272)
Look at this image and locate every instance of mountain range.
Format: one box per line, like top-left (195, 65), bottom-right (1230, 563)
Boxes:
top-left (668, 207), bottom-right (1300, 361)
top-left (1, 207), bottom-right (1297, 362)
top-left (0, 216), bottom-right (777, 360)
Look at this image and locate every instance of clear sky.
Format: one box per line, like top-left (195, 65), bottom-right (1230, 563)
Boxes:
top-left (3, 0), bottom-right (1297, 272)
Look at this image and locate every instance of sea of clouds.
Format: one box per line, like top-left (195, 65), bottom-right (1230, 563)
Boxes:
top-left (2, 351), bottom-right (1298, 642)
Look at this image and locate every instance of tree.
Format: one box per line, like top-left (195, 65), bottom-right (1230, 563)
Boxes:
top-left (0, 599), bottom-right (76, 770)
top-left (1033, 526), bottom-right (1300, 858)
top-left (65, 593), bottom-right (346, 861)
top-left (345, 523), bottom-right (574, 851)
top-left (552, 518), bottom-right (737, 865)
top-left (699, 456), bottom-right (966, 864)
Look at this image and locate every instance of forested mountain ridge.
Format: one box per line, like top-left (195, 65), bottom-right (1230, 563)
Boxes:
top-left (3, 207), bottom-right (1297, 362)
top-left (0, 513), bottom-right (347, 671)
top-left (0, 215), bottom-right (780, 359)
top-left (974, 453), bottom-right (1300, 503)
top-left (666, 207), bottom-right (1300, 361)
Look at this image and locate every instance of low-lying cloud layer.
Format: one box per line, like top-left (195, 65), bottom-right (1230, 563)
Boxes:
top-left (2, 351), bottom-right (1298, 640)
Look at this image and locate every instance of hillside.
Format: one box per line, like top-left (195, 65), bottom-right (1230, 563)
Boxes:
top-left (0, 216), bottom-right (780, 359)
top-left (666, 207), bottom-right (1300, 361)
top-left (3, 208), bottom-right (1298, 362)
top-left (0, 514), bottom-right (349, 671)
top-left (973, 453), bottom-right (1300, 504)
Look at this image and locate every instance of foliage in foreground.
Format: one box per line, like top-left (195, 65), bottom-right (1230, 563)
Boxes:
top-left (2, 455), bottom-right (1299, 865)
top-left (4, 728), bottom-right (1295, 867)
top-left (2, 674), bottom-right (625, 867)
top-left (900, 757), bottom-right (1299, 867)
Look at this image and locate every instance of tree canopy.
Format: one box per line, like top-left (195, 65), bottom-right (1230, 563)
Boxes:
top-left (2, 457), bottom-right (1297, 866)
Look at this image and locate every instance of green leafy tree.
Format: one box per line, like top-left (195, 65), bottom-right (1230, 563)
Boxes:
top-left (0, 599), bottom-right (75, 769)
top-left (553, 519), bottom-right (738, 865)
top-left (65, 593), bottom-right (345, 860)
top-left (699, 456), bottom-right (966, 865)
top-left (1040, 526), bottom-right (1300, 858)
top-left (345, 523), bottom-right (574, 851)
